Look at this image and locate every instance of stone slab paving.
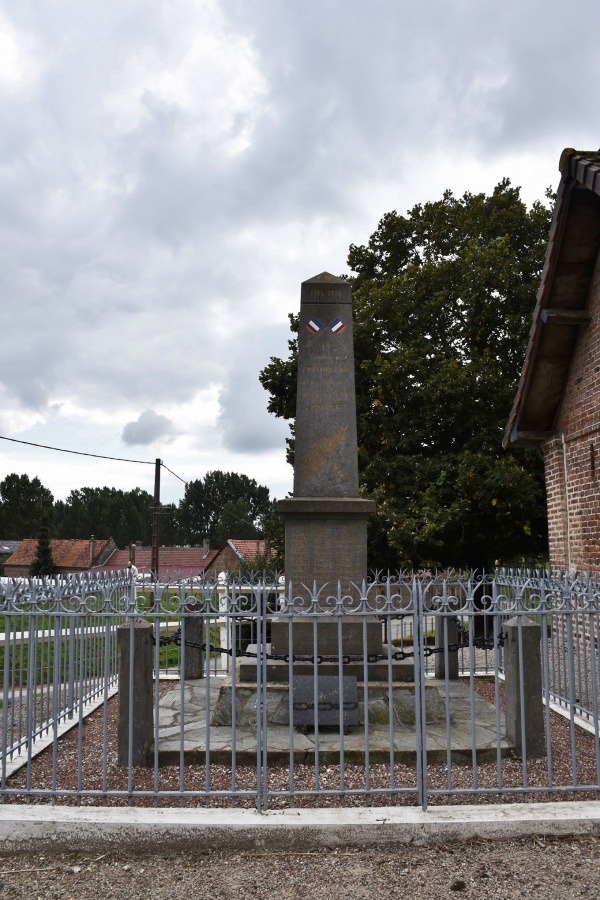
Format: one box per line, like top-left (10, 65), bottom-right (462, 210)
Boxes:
top-left (154, 677), bottom-right (510, 765)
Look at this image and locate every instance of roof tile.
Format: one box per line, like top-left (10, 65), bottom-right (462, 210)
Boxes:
top-left (5, 539), bottom-right (113, 570)
top-left (94, 546), bottom-right (218, 580)
top-left (229, 539), bottom-right (271, 560)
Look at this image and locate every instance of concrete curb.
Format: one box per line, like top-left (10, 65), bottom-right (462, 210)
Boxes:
top-left (2, 802), bottom-right (600, 852)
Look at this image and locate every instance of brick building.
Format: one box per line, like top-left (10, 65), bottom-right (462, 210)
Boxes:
top-left (203, 539), bottom-right (273, 578)
top-left (505, 148), bottom-right (600, 572)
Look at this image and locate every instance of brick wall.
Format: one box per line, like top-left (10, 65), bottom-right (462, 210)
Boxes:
top-left (96, 538), bottom-right (117, 566)
top-left (204, 544), bottom-right (242, 577)
top-left (543, 436), bottom-right (569, 568)
top-left (543, 250), bottom-right (600, 571)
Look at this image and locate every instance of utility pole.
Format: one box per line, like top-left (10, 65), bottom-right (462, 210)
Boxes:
top-left (151, 458), bottom-right (161, 581)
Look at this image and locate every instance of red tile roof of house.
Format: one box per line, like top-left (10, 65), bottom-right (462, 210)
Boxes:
top-left (229, 539), bottom-right (272, 560)
top-left (204, 539), bottom-right (275, 574)
top-left (93, 546), bottom-right (218, 580)
top-left (5, 538), bottom-right (113, 570)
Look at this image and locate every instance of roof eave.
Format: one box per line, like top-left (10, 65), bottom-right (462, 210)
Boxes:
top-left (504, 148), bottom-right (600, 450)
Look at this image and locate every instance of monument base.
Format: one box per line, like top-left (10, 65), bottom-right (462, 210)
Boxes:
top-left (264, 618), bottom-right (404, 680)
top-left (155, 677), bottom-right (513, 766)
top-left (211, 676), bottom-right (445, 727)
top-left (239, 644), bottom-right (414, 683)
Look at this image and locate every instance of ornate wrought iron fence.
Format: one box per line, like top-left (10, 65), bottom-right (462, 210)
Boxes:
top-left (1, 570), bottom-right (599, 810)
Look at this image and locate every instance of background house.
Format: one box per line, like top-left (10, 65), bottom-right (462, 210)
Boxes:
top-left (505, 148), bottom-right (600, 572)
top-left (0, 540), bottom-right (21, 573)
top-left (4, 537), bottom-right (116, 577)
top-left (203, 539), bottom-right (274, 578)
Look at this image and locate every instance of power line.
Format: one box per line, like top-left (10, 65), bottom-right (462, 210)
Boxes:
top-left (0, 435), bottom-right (265, 538)
top-left (0, 435), bottom-right (154, 465)
top-left (160, 462), bottom-right (188, 486)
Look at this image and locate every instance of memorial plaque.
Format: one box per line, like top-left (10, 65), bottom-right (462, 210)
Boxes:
top-left (292, 675), bottom-right (359, 728)
top-left (279, 500), bottom-right (370, 598)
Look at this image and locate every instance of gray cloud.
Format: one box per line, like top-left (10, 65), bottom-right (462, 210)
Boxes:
top-left (216, 322), bottom-right (291, 454)
top-left (1, 0), bottom-right (599, 501)
top-left (122, 410), bottom-right (177, 445)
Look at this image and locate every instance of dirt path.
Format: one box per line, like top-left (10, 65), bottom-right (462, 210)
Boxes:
top-left (0, 835), bottom-right (598, 899)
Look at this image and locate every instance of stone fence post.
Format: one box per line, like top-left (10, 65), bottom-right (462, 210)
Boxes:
top-left (504, 616), bottom-right (546, 758)
top-left (183, 616), bottom-right (205, 679)
top-left (434, 616), bottom-right (459, 680)
top-left (117, 619), bottom-right (154, 767)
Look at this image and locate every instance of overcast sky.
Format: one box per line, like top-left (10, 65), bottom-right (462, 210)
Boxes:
top-left (0, 0), bottom-right (597, 507)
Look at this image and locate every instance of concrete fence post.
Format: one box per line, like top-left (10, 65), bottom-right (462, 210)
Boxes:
top-left (434, 616), bottom-right (459, 680)
top-left (504, 615), bottom-right (546, 758)
top-left (183, 616), bottom-right (205, 679)
top-left (117, 619), bottom-right (154, 767)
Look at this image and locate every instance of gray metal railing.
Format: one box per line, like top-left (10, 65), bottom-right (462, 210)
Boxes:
top-left (0, 572), bottom-right (129, 781)
top-left (1, 569), bottom-right (600, 810)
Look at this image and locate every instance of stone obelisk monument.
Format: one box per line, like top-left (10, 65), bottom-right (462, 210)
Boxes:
top-left (276, 271), bottom-right (375, 612)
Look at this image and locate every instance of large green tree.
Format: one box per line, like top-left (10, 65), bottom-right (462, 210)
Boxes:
top-left (0, 473), bottom-right (54, 539)
top-left (260, 180), bottom-right (551, 570)
top-left (178, 471), bottom-right (271, 548)
top-left (213, 499), bottom-right (257, 548)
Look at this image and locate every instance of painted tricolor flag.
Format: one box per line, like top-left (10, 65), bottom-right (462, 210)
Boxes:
top-left (329, 318), bottom-right (345, 333)
top-left (307, 318), bottom-right (323, 333)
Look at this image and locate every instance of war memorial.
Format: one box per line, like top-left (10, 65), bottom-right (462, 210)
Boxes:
top-left (153, 273), bottom-right (520, 762)
top-left (3, 151), bottom-right (595, 821)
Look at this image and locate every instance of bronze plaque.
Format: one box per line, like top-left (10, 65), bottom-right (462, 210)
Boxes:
top-left (292, 675), bottom-right (359, 728)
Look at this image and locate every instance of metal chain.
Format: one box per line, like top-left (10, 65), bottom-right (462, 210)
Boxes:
top-left (450, 615), bottom-right (506, 652)
top-left (154, 618), bottom-right (504, 664)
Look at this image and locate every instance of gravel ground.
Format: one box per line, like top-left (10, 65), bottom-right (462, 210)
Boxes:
top-left (4, 678), bottom-right (600, 807)
top-left (2, 687), bottom-right (67, 745)
top-left (1, 835), bottom-right (599, 898)
top-left (3, 677), bottom-right (600, 897)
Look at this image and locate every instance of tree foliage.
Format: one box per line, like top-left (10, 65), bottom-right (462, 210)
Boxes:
top-left (0, 469), bottom-right (273, 550)
top-left (260, 180), bottom-right (551, 570)
top-left (0, 474), bottom-right (54, 539)
top-left (214, 499), bottom-right (257, 548)
top-left (260, 498), bottom-right (285, 569)
top-left (30, 514), bottom-right (56, 577)
top-left (178, 471), bottom-right (272, 548)
top-left (54, 486), bottom-right (154, 548)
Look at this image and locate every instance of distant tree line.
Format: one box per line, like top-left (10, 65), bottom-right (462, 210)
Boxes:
top-left (0, 470), bottom-right (280, 552)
